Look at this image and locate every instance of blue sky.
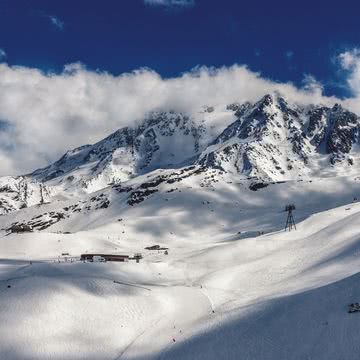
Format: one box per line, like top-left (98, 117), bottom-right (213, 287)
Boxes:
top-left (0, 0), bottom-right (359, 97)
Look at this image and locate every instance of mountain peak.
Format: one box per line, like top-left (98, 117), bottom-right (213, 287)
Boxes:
top-left (331, 103), bottom-right (343, 112)
top-left (256, 93), bottom-right (274, 108)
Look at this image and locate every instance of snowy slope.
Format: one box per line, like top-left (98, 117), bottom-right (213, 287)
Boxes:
top-left (2, 176), bottom-right (360, 359)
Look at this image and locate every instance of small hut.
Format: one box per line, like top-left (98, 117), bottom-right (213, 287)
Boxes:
top-left (80, 254), bottom-right (129, 262)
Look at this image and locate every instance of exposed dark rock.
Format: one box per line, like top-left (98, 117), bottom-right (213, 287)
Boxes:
top-left (249, 182), bottom-right (269, 191)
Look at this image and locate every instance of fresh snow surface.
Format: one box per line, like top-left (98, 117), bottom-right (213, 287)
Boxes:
top-left (2, 175), bottom-right (360, 359)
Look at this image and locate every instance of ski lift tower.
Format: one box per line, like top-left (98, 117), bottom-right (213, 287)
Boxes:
top-left (285, 204), bottom-right (296, 231)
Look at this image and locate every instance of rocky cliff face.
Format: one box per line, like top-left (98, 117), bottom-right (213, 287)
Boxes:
top-left (306, 104), bottom-right (359, 164)
top-left (198, 94), bottom-right (360, 181)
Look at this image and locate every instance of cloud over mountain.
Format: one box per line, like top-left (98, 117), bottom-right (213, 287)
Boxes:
top-left (0, 57), bottom-right (355, 176)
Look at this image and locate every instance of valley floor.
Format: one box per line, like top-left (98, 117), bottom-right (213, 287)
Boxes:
top-left (2, 177), bottom-right (360, 359)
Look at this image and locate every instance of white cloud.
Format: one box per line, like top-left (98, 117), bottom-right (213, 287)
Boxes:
top-left (0, 62), bottom-right (343, 176)
top-left (254, 49), bottom-right (261, 57)
top-left (144, 0), bottom-right (194, 7)
top-left (0, 48), bottom-right (7, 61)
top-left (339, 49), bottom-right (360, 95)
top-left (49, 15), bottom-right (64, 30)
top-left (339, 48), bottom-right (360, 70)
top-left (336, 48), bottom-right (360, 114)
top-left (301, 74), bottom-right (323, 94)
top-left (285, 50), bottom-right (294, 60)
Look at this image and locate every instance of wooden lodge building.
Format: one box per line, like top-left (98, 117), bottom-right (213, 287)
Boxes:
top-left (80, 254), bottom-right (129, 262)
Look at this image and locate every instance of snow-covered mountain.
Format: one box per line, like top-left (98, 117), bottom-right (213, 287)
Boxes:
top-left (32, 93), bottom-right (360, 190)
top-left (1, 93), bottom-right (360, 215)
top-left (199, 94), bottom-right (360, 181)
top-left (31, 111), bottom-right (207, 193)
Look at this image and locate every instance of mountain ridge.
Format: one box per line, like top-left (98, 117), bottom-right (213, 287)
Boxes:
top-left (1, 92), bottom-right (360, 215)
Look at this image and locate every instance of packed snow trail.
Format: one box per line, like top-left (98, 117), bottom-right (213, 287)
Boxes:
top-left (114, 315), bottom-right (165, 360)
top-left (115, 286), bottom-right (213, 360)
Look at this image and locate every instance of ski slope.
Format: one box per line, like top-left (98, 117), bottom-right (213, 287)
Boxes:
top-left (2, 177), bottom-right (360, 359)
